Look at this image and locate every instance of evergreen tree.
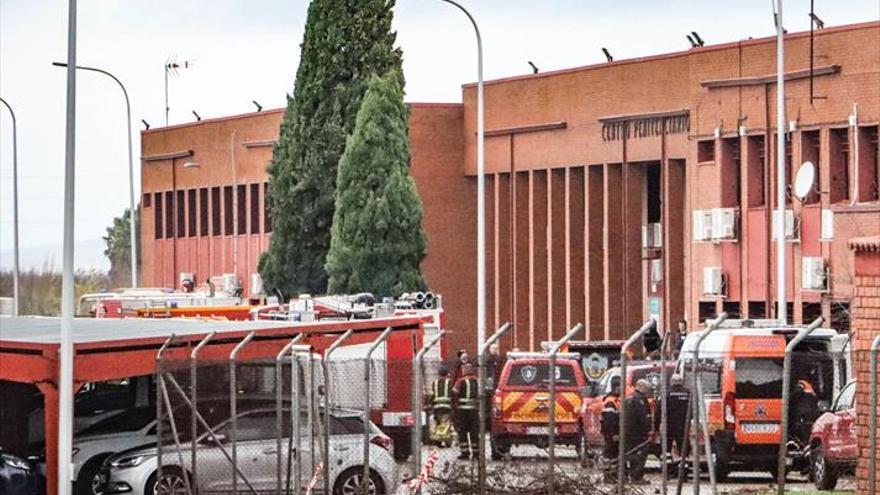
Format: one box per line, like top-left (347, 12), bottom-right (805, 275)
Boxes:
top-left (325, 70), bottom-right (426, 296)
top-left (103, 207), bottom-right (140, 288)
top-left (259, 0), bottom-right (403, 296)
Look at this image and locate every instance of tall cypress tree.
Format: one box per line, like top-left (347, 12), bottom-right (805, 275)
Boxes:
top-left (259, 0), bottom-right (402, 296)
top-left (326, 70), bottom-right (426, 296)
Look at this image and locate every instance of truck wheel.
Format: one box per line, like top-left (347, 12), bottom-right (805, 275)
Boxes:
top-left (490, 436), bottom-right (509, 461)
top-left (387, 430), bottom-right (411, 462)
top-left (712, 462), bottom-right (730, 483)
top-left (811, 446), bottom-right (838, 491)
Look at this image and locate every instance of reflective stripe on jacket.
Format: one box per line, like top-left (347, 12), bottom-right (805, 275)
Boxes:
top-left (432, 378), bottom-right (453, 408)
top-left (454, 375), bottom-right (479, 409)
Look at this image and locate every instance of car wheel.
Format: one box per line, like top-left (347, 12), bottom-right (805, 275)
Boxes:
top-left (74, 456), bottom-right (109, 495)
top-left (332, 467), bottom-right (385, 495)
top-left (811, 446), bottom-right (838, 491)
top-left (146, 467), bottom-right (189, 495)
top-left (490, 435), bottom-right (509, 461)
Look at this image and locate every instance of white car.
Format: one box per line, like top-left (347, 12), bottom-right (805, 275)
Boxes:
top-left (102, 407), bottom-right (397, 495)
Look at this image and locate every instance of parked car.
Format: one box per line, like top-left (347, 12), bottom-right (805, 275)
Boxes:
top-left (0, 448), bottom-right (43, 495)
top-left (101, 407), bottom-right (396, 495)
top-left (490, 353), bottom-right (586, 459)
top-left (809, 380), bottom-right (857, 490)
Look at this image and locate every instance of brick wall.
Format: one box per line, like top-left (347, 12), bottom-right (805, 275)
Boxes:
top-left (850, 236), bottom-right (880, 495)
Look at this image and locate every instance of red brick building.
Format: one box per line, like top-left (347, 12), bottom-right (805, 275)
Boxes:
top-left (141, 21), bottom-right (880, 352)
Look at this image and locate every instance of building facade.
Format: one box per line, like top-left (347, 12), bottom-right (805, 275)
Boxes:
top-left (141, 21), bottom-right (880, 352)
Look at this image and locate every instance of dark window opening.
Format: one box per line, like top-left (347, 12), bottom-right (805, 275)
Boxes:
top-left (803, 302), bottom-right (822, 323)
top-left (224, 186), bottom-right (234, 235)
top-left (154, 193), bottom-right (163, 239)
top-left (748, 301), bottom-right (767, 319)
top-left (858, 125), bottom-right (879, 202)
top-left (747, 135), bottom-right (766, 207)
top-left (165, 191), bottom-right (175, 238)
top-left (831, 301), bottom-right (850, 334)
top-left (264, 182), bottom-right (273, 233)
top-left (199, 188), bottom-right (209, 236)
top-left (722, 301), bottom-right (741, 319)
top-left (237, 184), bottom-right (247, 235)
top-left (800, 131), bottom-right (821, 204)
top-left (830, 128), bottom-right (850, 203)
top-left (187, 189), bottom-right (197, 237)
top-left (773, 133), bottom-right (793, 205)
top-left (698, 301), bottom-right (716, 323)
top-left (211, 187), bottom-right (221, 236)
top-left (250, 183), bottom-right (260, 234)
top-left (143, 193), bottom-right (152, 208)
top-left (176, 190), bottom-right (185, 238)
top-left (698, 140), bottom-right (715, 163)
top-left (721, 137), bottom-right (741, 208)
top-left (646, 162), bottom-right (661, 224)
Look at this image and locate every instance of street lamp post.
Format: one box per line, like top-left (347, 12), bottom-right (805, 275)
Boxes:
top-left (52, 62), bottom-right (138, 287)
top-left (775, 0), bottom-right (787, 323)
top-left (0, 97), bottom-right (20, 315)
top-left (438, 0), bottom-right (485, 357)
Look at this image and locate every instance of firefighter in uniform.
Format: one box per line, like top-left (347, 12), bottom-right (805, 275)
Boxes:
top-left (453, 363), bottom-right (479, 460)
top-left (624, 379), bottom-right (653, 485)
top-left (428, 365), bottom-right (455, 446)
top-left (601, 376), bottom-right (622, 482)
top-left (789, 378), bottom-right (819, 448)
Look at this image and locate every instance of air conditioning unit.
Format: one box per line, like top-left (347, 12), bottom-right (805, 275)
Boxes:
top-left (650, 259), bottom-right (663, 284)
top-left (821, 209), bottom-right (834, 241)
top-left (249, 273), bottom-right (264, 296)
top-left (802, 257), bottom-right (827, 291)
top-left (771, 209), bottom-right (799, 240)
top-left (642, 223), bottom-right (663, 248)
top-left (703, 267), bottom-right (725, 295)
top-left (692, 210), bottom-right (714, 241)
top-left (711, 208), bottom-right (737, 240)
top-left (222, 273), bottom-right (239, 293)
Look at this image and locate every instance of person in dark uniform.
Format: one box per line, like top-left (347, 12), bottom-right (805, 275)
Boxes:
top-left (483, 343), bottom-right (502, 428)
top-left (428, 365), bottom-right (455, 446)
top-left (789, 379), bottom-right (819, 448)
top-left (601, 376), bottom-right (622, 482)
top-left (655, 374), bottom-right (691, 459)
top-left (453, 363), bottom-right (479, 460)
top-left (624, 379), bottom-right (653, 485)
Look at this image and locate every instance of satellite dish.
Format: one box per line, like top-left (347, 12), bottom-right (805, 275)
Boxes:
top-left (794, 161), bottom-right (816, 200)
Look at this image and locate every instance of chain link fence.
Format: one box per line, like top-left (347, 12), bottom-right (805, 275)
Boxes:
top-left (108, 320), bottom-right (880, 495)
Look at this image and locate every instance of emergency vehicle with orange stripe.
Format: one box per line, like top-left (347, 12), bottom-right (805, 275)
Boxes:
top-left (490, 352), bottom-right (587, 459)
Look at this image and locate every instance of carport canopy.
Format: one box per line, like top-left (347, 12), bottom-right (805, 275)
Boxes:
top-left (0, 315), bottom-right (425, 494)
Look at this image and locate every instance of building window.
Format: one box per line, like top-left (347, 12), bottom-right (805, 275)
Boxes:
top-left (697, 140), bottom-right (715, 163)
top-left (143, 193), bottom-right (152, 208)
top-left (237, 184), bottom-right (247, 235)
top-left (250, 183), bottom-right (260, 234)
top-left (721, 137), bottom-right (741, 207)
top-left (722, 301), bottom-right (741, 319)
top-left (748, 301), bottom-right (767, 319)
top-left (803, 302), bottom-right (822, 323)
top-left (829, 128), bottom-right (849, 203)
top-left (747, 135), bottom-right (765, 207)
top-left (698, 301), bottom-right (716, 324)
top-left (800, 130), bottom-right (820, 204)
top-left (831, 301), bottom-right (850, 333)
top-left (176, 190), bottom-right (185, 238)
top-left (199, 188), bottom-right (209, 236)
top-left (165, 191), bottom-right (175, 238)
top-left (211, 187), bottom-right (221, 236)
top-left (187, 189), bottom-right (197, 237)
top-left (224, 186), bottom-right (234, 235)
top-left (857, 125), bottom-right (879, 202)
top-left (773, 133), bottom-right (793, 205)
top-left (264, 182), bottom-right (273, 233)
top-left (154, 192), bottom-right (163, 239)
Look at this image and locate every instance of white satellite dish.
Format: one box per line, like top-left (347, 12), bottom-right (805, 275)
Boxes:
top-left (794, 161), bottom-right (816, 200)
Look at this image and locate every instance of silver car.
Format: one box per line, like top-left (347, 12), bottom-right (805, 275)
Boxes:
top-left (101, 408), bottom-right (397, 495)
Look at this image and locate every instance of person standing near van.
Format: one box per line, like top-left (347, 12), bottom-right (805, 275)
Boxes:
top-left (624, 379), bottom-right (653, 484)
top-left (453, 363), bottom-right (479, 460)
top-left (655, 374), bottom-right (690, 457)
top-left (601, 376), bottom-right (622, 482)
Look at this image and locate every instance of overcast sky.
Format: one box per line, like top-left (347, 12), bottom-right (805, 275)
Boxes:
top-left (1, 0), bottom-right (877, 270)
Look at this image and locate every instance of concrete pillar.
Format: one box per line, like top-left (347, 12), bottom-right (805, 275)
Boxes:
top-left (603, 163), bottom-right (624, 340)
top-left (586, 166), bottom-right (605, 339)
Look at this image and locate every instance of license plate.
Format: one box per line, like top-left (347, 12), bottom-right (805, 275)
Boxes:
top-left (527, 426), bottom-right (550, 435)
top-left (741, 423), bottom-right (778, 434)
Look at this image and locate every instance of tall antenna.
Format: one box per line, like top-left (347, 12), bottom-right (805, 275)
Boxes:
top-left (164, 56), bottom-right (192, 126)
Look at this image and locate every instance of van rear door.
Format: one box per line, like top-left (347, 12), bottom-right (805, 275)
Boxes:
top-left (734, 357), bottom-right (784, 443)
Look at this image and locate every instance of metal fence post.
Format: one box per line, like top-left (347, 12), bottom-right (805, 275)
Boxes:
top-left (477, 322), bottom-right (511, 493)
top-left (155, 334), bottom-right (176, 493)
top-left (870, 334), bottom-right (880, 495)
top-left (618, 317), bottom-right (657, 495)
top-left (323, 329), bottom-right (354, 495)
top-left (660, 331), bottom-right (669, 495)
top-left (412, 330), bottom-right (447, 494)
top-left (190, 332), bottom-right (214, 491)
top-left (777, 316), bottom-right (824, 495)
top-left (229, 331), bottom-right (255, 495)
top-left (547, 323), bottom-right (584, 495)
top-left (693, 313), bottom-right (729, 495)
top-left (275, 335), bottom-right (304, 495)
top-left (363, 327), bottom-right (393, 495)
